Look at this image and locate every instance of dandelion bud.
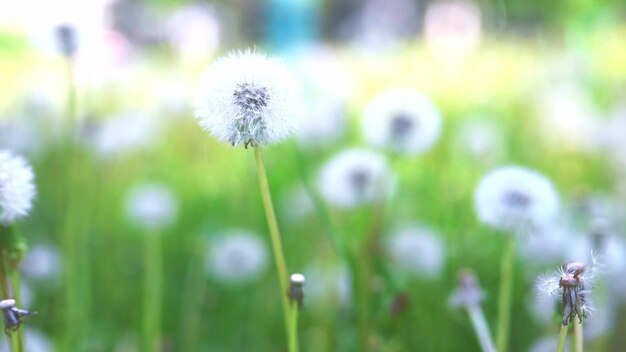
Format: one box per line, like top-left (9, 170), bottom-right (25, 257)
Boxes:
top-left (194, 50), bottom-right (303, 147)
top-left (0, 150), bottom-right (36, 225)
top-left (474, 166), bottom-right (559, 232)
top-left (289, 273), bottom-right (306, 309)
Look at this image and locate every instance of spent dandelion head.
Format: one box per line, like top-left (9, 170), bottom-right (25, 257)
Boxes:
top-left (449, 269), bottom-right (485, 308)
top-left (362, 89), bottom-right (442, 155)
top-left (0, 150), bottom-right (36, 225)
top-left (207, 230), bottom-right (268, 284)
top-left (194, 50), bottom-right (303, 148)
top-left (289, 273), bottom-right (306, 309)
top-left (474, 166), bottom-right (559, 233)
top-left (537, 261), bottom-right (595, 326)
top-left (318, 148), bottom-right (391, 209)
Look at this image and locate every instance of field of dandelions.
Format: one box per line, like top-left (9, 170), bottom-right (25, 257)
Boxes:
top-left (2, 2), bottom-right (626, 352)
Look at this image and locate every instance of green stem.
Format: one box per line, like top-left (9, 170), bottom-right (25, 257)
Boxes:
top-left (10, 272), bottom-right (23, 352)
top-left (467, 305), bottom-right (496, 352)
top-left (574, 321), bottom-right (583, 352)
top-left (288, 303), bottom-right (299, 352)
top-left (557, 323), bottom-right (569, 352)
top-left (178, 239), bottom-right (207, 351)
top-left (496, 236), bottom-right (515, 352)
top-left (253, 147), bottom-right (292, 347)
top-left (143, 232), bottom-right (162, 351)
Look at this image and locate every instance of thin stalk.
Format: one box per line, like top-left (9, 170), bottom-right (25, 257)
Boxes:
top-left (557, 323), bottom-right (569, 352)
top-left (496, 236), bottom-right (515, 352)
top-left (143, 232), bottom-right (162, 352)
top-left (574, 321), bottom-right (583, 352)
top-left (466, 304), bottom-right (496, 352)
top-left (288, 304), bottom-right (299, 352)
top-left (10, 271), bottom-right (23, 352)
top-left (253, 147), bottom-right (292, 346)
top-left (178, 239), bottom-right (207, 351)
top-left (0, 249), bottom-right (16, 352)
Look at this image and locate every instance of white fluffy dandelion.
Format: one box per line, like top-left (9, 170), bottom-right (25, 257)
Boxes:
top-left (0, 150), bottom-right (36, 224)
top-left (21, 244), bottom-right (61, 280)
top-left (474, 166), bottom-right (559, 232)
top-left (125, 183), bottom-right (178, 231)
top-left (318, 149), bottom-right (391, 209)
top-left (207, 230), bottom-right (268, 283)
top-left (194, 50), bottom-right (303, 147)
top-left (362, 89), bottom-right (442, 155)
top-left (385, 225), bottom-right (445, 277)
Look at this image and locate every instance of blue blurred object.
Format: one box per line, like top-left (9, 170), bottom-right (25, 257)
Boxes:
top-left (266, 0), bottom-right (319, 53)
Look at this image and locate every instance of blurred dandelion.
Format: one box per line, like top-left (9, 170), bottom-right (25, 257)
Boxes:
top-left (166, 4), bottom-right (222, 63)
top-left (303, 264), bottom-right (351, 308)
top-left (0, 151), bottom-right (36, 225)
top-left (385, 225), bottom-right (445, 277)
top-left (194, 50), bottom-right (303, 147)
top-left (474, 166), bottom-right (559, 233)
top-left (207, 231), bottom-right (268, 284)
top-left (89, 113), bottom-right (161, 160)
top-left (125, 183), bottom-right (178, 232)
top-left (362, 89), bottom-right (442, 156)
top-left (449, 270), bottom-right (495, 352)
top-left (454, 119), bottom-right (503, 165)
top-left (318, 149), bottom-right (390, 209)
top-left (20, 245), bottom-right (61, 281)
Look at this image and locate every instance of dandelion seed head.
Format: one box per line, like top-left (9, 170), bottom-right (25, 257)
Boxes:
top-left (194, 50), bottom-right (303, 147)
top-left (125, 183), bottom-right (178, 231)
top-left (386, 225), bottom-right (445, 277)
top-left (21, 245), bottom-right (61, 280)
top-left (207, 230), bottom-right (268, 283)
top-left (474, 166), bottom-right (559, 232)
top-left (318, 149), bottom-right (391, 209)
top-left (362, 89), bottom-right (442, 155)
top-left (0, 150), bottom-right (36, 224)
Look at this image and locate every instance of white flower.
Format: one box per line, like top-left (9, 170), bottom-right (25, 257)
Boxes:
top-left (207, 230), bottom-right (268, 283)
top-left (454, 118), bottom-right (503, 164)
top-left (194, 50), bottom-right (303, 147)
top-left (294, 97), bottom-right (345, 149)
top-left (318, 149), bottom-right (391, 209)
top-left (362, 89), bottom-right (442, 155)
top-left (474, 166), bottom-right (559, 232)
top-left (0, 150), bottom-right (36, 224)
top-left (21, 245), bottom-right (61, 280)
top-left (166, 4), bottom-right (221, 62)
top-left (89, 112), bottom-right (161, 159)
top-left (304, 263), bottom-right (351, 307)
top-left (386, 225), bottom-right (445, 277)
top-left (125, 183), bottom-right (178, 231)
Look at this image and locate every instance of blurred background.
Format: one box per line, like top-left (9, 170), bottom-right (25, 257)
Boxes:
top-left (1, 0), bottom-right (626, 351)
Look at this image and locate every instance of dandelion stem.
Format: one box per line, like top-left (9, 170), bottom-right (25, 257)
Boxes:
top-left (10, 271), bottom-right (23, 352)
top-left (288, 303), bottom-right (299, 352)
top-left (496, 236), bottom-right (515, 352)
top-left (574, 321), bottom-right (583, 352)
top-left (557, 323), bottom-right (569, 352)
top-left (467, 304), bottom-right (496, 352)
top-left (253, 147), bottom-right (292, 348)
top-left (143, 232), bottom-right (162, 351)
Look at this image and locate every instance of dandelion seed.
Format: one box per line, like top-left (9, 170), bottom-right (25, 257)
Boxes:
top-left (362, 89), bottom-right (442, 155)
top-left (194, 50), bottom-right (303, 147)
top-left (318, 149), bottom-right (391, 209)
top-left (0, 150), bottom-right (36, 224)
top-left (207, 230), bottom-right (268, 283)
top-left (125, 183), bottom-right (178, 232)
top-left (385, 225), bottom-right (445, 277)
top-left (474, 166), bottom-right (559, 233)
